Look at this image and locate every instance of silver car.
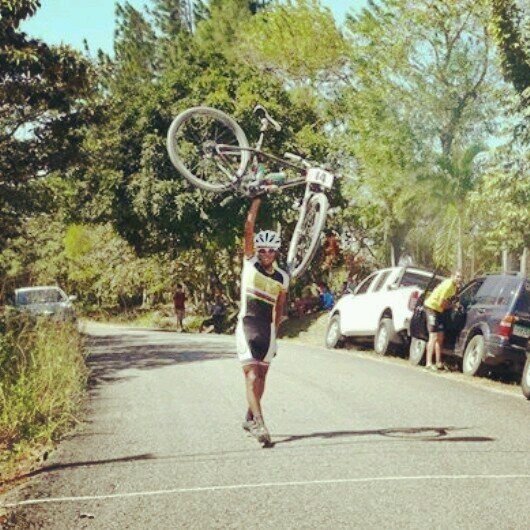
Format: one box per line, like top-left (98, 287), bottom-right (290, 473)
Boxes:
top-left (13, 286), bottom-right (77, 322)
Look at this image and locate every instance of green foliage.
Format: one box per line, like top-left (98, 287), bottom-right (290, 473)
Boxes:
top-left (66, 0), bottom-right (332, 265)
top-left (471, 141), bottom-right (530, 252)
top-left (0, 318), bottom-right (86, 464)
top-left (334, 0), bottom-right (505, 268)
top-left (239, 0), bottom-right (348, 82)
top-left (489, 0), bottom-right (530, 100)
top-left (0, 0), bottom-right (97, 252)
top-left (488, 0), bottom-right (530, 139)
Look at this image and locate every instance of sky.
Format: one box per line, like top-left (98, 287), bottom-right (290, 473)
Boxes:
top-left (21, 0), bottom-right (369, 55)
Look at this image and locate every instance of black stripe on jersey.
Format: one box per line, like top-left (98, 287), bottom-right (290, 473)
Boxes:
top-left (242, 316), bottom-right (271, 360)
top-left (254, 262), bottom-right (285, 285)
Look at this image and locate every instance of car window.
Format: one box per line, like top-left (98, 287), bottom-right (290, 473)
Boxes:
top-left (372, 271), bottom-right (392, 292)
top-left (399, 272), bottom-right (439, 290)
top-left (494, 277), bottom-right (522, 307)
top-left (355, 274), bottom-right (377, 295)
top-left (16, 289), bottom-right (64, 305)
top-left (474, 278), bottom-right (500, 305)
top-left (475, 277), bottom-right (505, 305)
top-left (513, 280), bottom-right (529, 314)
top-left (458, 280), bottom-right (483, 307)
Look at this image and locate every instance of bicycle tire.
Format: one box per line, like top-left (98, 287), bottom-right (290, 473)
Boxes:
top-left (287, 193), bottom-right (329, 279)
top-left (167, 106), bottom-right (250, 193)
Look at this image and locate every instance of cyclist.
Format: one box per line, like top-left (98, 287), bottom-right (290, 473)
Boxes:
top-left (236, 197), bottom-right (289, 446)
top-left (424, 270), bottom-right (463, 370)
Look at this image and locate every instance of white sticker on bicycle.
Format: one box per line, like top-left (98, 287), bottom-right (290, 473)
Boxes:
top-left (307, 168), bottom-right (334, 189)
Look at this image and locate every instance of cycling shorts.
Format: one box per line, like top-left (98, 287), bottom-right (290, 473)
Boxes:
top-left (236, 317), bottom-right (277, 365)
top-left (426, 308), bottom-right (445, 333)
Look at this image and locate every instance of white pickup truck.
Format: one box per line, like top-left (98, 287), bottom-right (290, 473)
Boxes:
top-left (325, 267), bottom-right (444, 355)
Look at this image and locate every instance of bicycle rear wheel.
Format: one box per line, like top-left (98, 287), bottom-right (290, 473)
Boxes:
top-left (167, 107), bottom-right (250, 192)
top-left (287, 193), bottom-right (329, 279)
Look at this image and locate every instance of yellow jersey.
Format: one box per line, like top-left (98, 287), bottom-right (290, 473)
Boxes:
top-left (424, 279), bottom-right (457, 313)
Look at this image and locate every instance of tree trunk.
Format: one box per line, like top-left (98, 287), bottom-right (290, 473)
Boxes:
top-left (521, 248), bottom-right (528, 276)
top-left (456, 212), bottom-right (463, 272)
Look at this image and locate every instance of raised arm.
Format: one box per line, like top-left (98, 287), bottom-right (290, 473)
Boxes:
top-left (244, 197), bottom-right (261, 259)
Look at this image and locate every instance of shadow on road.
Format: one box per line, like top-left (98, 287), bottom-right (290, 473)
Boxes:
top-left (86, 332), bottom-right (234, 389)
top-left (273, 426), bottom-right (495, 445)
top-left (1, 453), bottom-right (159, 485)
top-left (1, 426), bottom-right (496, 486)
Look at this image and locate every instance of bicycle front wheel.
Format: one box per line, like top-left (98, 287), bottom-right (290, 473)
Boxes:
top-left (167, 107), bottom-right (250, 193)
top-left (287, 193), bottom-right (329, 279)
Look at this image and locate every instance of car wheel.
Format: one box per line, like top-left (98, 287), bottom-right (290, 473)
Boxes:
top-left (463, 334), bottom-right (486, 376)
top-left (521, 356), bottom-right (530, 400)
top-left (326, 314), bottom-right (344, 349)
top-left (374, 318), bottom-right (394, 356)
top-left (409, 337), bottom-right (426, 365)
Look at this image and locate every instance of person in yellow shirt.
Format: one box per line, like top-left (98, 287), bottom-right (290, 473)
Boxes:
top-left (424, 270), bottom-right (463, 370)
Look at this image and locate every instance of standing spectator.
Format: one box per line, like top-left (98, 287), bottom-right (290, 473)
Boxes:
top-left (173, 284), bottom-right (186, 332)
top-left (424, 270), bottom-right (463, 370)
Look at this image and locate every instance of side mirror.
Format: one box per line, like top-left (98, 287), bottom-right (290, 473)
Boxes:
top-left (68, 295), bottom-right (77, 302)
top-left (387, 283), bottom-right (399, 291)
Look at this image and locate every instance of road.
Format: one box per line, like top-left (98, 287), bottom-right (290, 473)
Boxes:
top-left (3, 322), bottom-right (530, 529)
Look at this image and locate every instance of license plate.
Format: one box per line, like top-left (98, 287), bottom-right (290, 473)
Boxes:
top-left (307, 168), bottom-right (334, 189)
top-left (513, 324), bottom-right (530, 338)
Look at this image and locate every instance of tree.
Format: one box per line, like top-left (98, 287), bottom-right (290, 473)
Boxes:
top-left (0, 0), bottom-right (96, 253)
top-left (68, 0), bottom-right (330, 285)
top-left (341, 0), bottom-right (502, 268)
top-left (489, 0), bottom-right (530, 103)
top-left (113, 2), bottom-right (158, 86)
top-left (471, 137), bottom-right (529, 257)
top-left (238, 0), bottom-right (348, 84)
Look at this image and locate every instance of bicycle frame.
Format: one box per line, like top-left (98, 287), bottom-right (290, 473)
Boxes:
top-left (215, 144), bottom-right (305, 188)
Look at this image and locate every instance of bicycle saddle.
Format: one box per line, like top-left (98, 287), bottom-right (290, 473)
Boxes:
top-left (253, 104), bottom-right (282, 131)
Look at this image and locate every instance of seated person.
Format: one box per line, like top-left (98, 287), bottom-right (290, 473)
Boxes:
top-left (318, 284), bottom-right (335, 311)
top-left (200, 296), bottom-right (226, 334)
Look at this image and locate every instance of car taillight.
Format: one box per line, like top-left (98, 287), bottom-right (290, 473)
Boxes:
top-left (408, 290), bottom-right (420, 311)
top-left (499, 314), bottom-right (516, 338)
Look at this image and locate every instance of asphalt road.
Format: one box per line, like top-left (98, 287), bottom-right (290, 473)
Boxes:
top-left (3, 322), bottom-right (530, 529)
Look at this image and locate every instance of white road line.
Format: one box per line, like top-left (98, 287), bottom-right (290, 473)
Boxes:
top-left (5, 474), bottom-right (530, 508)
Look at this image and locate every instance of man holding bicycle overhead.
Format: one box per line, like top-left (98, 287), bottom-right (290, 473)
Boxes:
top-left (236, 197), bottom-right (289, 446)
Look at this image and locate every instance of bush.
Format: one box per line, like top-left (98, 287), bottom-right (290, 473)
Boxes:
top-left (0, 316), bottom-right (87, 465)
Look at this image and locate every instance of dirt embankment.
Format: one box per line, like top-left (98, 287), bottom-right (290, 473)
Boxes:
top-left (280, 312), bottom-right (330, 347)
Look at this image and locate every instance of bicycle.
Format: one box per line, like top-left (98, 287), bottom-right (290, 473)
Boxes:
top-left (166, 104), bottom-right (340, 279)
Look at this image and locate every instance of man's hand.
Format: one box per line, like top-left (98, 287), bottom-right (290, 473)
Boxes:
top-left (244, 197), bottom-right (262, 258)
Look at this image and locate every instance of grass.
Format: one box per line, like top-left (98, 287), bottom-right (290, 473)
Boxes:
top-left (0, 316), bottom-right (87, 484)
top-left (88, 304), bottom-right (207, 332)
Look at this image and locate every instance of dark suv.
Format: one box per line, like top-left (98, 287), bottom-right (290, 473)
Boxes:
top-left (409, 274), bottom-right (530, 377)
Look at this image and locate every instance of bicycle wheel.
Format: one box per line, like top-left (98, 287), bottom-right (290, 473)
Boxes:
top-left (167, 107), bottom-right (250, 192)
top-left (287, 193), bottom-right (329, 279)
